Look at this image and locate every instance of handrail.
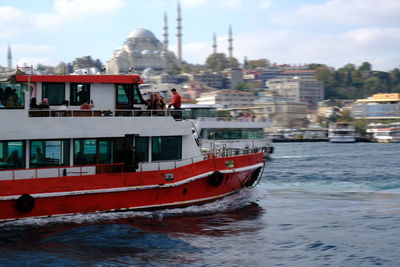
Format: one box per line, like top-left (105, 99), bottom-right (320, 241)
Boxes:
top-left (0, 148), bottom-right (264, 181)
top-left (28, 108), bottom-right (186, 119)
top-left (0, 162), bottom-right (125, 180)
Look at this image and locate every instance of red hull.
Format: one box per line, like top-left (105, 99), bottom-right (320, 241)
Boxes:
top-left (0, 153), bottom-right (264, 221)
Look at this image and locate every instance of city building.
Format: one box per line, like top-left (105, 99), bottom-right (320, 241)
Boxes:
top-left (266, 77), bottom-right (324, 109)
top-left (196, 90), bottom-right (257, 107)
top-left (253, 94), bottom-right (309, 130)
top-left (351, 93), bottom-right (400, 120)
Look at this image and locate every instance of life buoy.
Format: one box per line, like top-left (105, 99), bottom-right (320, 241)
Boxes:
top-left (16, 194), bottom-right (35, 213)
top-left (208, 171), bottom-right (224, 187)
top-left (244, 167), bottom-right (262, 187)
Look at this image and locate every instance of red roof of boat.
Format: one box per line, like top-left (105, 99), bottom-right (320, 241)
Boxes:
top-left (15, 75), bottom-right (143, 84)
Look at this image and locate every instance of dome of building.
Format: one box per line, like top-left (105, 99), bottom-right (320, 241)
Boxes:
top-left (142, 67), bottom-right (155, 80)
top-left (128, 27), bottom-right (157, 40)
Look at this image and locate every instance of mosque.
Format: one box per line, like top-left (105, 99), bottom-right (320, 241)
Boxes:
top-left (106, 4), bottom-right (184, 75)
top-left (106, 3), bottom-right (234, 75)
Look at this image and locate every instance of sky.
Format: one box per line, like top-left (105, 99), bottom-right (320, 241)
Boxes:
top-left (0, 0), bottom-right (399, 71)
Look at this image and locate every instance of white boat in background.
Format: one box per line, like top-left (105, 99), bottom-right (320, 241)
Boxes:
top-left (328, 122), bottom-right (356, 143)
top-left (367, 122), bottom-right (400, 143)
top-left (182, 104), bottom-right (274, 158)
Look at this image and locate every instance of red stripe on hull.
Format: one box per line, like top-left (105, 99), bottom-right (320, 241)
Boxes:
top-left (0, 153), bottom-right (264, 221)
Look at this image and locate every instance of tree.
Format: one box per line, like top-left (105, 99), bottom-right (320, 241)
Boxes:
top-left (247, 58), bottom-right (270, 70)
top-left (358, 62), bottom-right (372, 71)
top-left (234, 83), bottom-right (256, 91)
top-left (72, 56), bottom-right (103, 70)
top-left (205, 53), bottom-right (230, 72)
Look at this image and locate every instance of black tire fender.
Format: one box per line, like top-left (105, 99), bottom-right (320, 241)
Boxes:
top-left (208, 171), bottom-right (224, 187)
top-left (16, 194), bottom-right (35, 213)
top-left (244, 167), bottom-right (262, 187)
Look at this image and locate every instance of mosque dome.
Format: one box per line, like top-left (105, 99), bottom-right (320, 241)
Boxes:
top-left (142, 67), bottom-right (155, 80)
top-left (128, 28), bottom-right (157, 40)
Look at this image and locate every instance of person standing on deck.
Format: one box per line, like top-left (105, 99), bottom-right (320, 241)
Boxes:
top-left (168, 88), bottom-right (181, 109)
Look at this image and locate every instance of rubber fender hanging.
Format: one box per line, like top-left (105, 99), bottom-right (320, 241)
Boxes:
top-left (244, 167), bottom-right (262, 187)
top-left (16, 194), bottom-right (35, 213)
top-left (208, 171), bottom-right (224, 187)
top-left (269, 146), bottom-right (274, 154)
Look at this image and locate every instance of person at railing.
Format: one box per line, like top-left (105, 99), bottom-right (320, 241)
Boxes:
top-left (30, 97), bottom-right (40, 109)
top-left (58, 100), bottom-right (69, 110)
top-left (80, 99), bottom-right (95, 110)
top-left (146, 93), bottom-right (154, 110)
top-left (152, 93), bottom-right (166, 116)
top-left (39, 98), bottom-right (49, 109)
top-left (168, 88), bottom-right (181, 109)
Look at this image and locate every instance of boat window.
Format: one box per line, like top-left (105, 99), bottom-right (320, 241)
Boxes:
top-left (74, 139), bottom-right (115, 165)
top-left (0, 83), bottom-right (24, 109)
top-left (30, 140), bottom-right (70, 168)
top-left (133, 84), bottom-right (145, 104)
top-left (152, 136), bottom-right (182, 161)
top-left (116, 85), bottom-right (129, 105)
top-left (70, 83), bottom-right (90, 105)
top-left (74, 139), bottom-right (97, 165)
top-left (135, 137), bottom-right (149, 162)
top-left (203, 128), bottom-right (264, 140)
top-left (42, 82), bottom-right (65, 105)
top-left (0, 141), bottom-right (25, 169)
top-left (98, 140), bottom-right (113, 164)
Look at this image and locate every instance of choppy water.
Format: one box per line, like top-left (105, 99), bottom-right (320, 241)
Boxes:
top-left (1, 142), bottom-right (400, 266)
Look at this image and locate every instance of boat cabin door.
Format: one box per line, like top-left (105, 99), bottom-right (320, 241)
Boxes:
top-left (115, 84), bottom-right (145, 110)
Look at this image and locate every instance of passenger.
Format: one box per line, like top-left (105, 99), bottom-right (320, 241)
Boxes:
top-left (36, 148), bottom-right (45, 162)
top-left (152, 93), bottom-right (166, 116)
top-left (58, 100), bottom-right (69, 110)
top-left (30, 97), bottom-right (40, 109)
top-left (39, 98), bottom-right (50, 109)
top-left (146, 93), bottom-right (154, 110)
top-left (6, 150), bottom-right (19, 167)
top-left (168, 88), bottom-right (181, 109)
top-left (80, 100), bottom-right (94, 110)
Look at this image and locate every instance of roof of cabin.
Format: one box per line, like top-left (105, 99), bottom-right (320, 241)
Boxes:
top-left (15, 75), bottom-right (143, 84)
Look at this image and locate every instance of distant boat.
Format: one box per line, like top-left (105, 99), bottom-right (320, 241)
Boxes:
top-left (182, 104), bottom-right (274, 158)
top-left (366, 122), bottom-right (400, 143)
top-left (328, 122), bottom-right (356, 143)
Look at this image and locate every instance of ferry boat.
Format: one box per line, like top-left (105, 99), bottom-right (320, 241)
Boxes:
top-left (366, 122), bottom-right (400, 143)
top-left (182, 104), bottom-right (273, 158)
top-left (328, 122), bottom-right (356, 143)
top-left (0, 70), bottom-right (265, 222)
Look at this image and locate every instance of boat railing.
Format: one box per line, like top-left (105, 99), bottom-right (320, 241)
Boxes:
top-left (28, 108), bottom-right (186, 120)
top-left (197, 117), bottom-right (268, 122)
top-left (0, 147), bottom-right (264, 180)
top-left (136, 147), bottom-right (265, 172)
top-left (0, 162), bottom-right (125, 181)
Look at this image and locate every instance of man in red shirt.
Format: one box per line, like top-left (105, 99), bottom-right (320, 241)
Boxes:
top-left (168, 88), bottom-right (181, 109)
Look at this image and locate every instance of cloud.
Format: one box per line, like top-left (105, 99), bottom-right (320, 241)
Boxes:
top-left (272, 0), bottom-right (400, 26)
top-left (182, 27), bottom-right (400, 70)
top-left (0, 6), bottom-right (27, 37)
top-left (53, 0), bottom-right (124, 18)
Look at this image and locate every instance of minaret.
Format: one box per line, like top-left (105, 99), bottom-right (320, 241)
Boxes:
top-left (176, 1), bottom-right (182, 63)
top-left (212, 32), bottom-right (217, 54)
top-left (163, 12), bottom-right (168, 50)
top-left (7, 45), bottom-right (12, 70)
top-left (228, 25), bottom-right (233, 59)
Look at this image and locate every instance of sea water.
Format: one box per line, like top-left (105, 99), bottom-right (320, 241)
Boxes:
top-left (0, 142), bottom-right (399, 266)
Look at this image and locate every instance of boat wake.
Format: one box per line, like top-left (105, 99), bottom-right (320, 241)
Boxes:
top-left (0, 188), bottom-right (261, 227)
